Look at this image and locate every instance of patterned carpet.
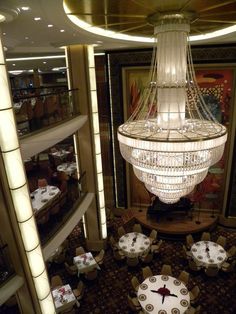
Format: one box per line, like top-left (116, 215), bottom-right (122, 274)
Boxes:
top-left (1, 218), bottom-right (235, 313)
top-left (47, 219), bottom-right (236, 314)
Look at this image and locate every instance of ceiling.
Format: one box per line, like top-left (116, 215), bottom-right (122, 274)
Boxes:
top-left (1, 0), bottom-right (236, 73)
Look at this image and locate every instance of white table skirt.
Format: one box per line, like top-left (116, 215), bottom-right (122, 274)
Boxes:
top-left (73, 252), bottom-right (100, 274)
top-left (52, 284), bottom-right (76, 313)
top-left (191, 241), bottom-right (227, 268)
top-left (31, 185), bottom-right (60, 213)
top-left (138, 275), bottom-right (190, 314)
top-left (118, 232), bottom-right (150, 258)
top-left (57, 162), bottom-right (77, 175)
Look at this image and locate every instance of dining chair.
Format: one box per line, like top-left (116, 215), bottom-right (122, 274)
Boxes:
top-left (151, 239), bottom-right (163, 255)
top-left (201, 232), bottom-right (211, 242)
top-left (221, 260), bottom-right (236, 273)
top-left (188, 258), bottom-right (201, 272)
top-left (64, 262), bottom-right (78, 276)
top-left (216, 235), bottom-right (227, 248)
top-left (160, 264), bottom-right (173, 276)
top-left (140, 251), bottom-right (153, 264)
top-left (109, 235), bottom-right (118, 249)
top-left (205, 264), bottom-right (219, 277)
top-left (94, 249), bottom-right (105, 265)
top-left (113, 247), bottom-right (126, 261)
top-left (38, 178), bottom-right (48, 188)
top-left (73, 281), bottom-right (85, 300)
top-left (226, 245), bottom-right (236, 261)
top-left (84, 268), bottom-right (98, 280)
top-left (127, 256), bottom-right (139, 267)
top-left (182, 244), bottom-right (192, 260)
top-left (75, 246), bottom-right (85, 256)
top-left (142, 266), bottom-right (153, 280)
top-left (190, 285), bottom-right (200, 305)
top-left (178, 270), bottom-right (190, 285)
top-left (131, 276), bottom-right (140, 292)
top-left (186, 234), bottom-right (194, 249)
top-left (132, 223), bottom-right (143, 234)
top-left (127, 294), bottom-right (142, 311)
top-left (117, 226), bottom-right (126, 237)
top-left (149, 229), bottom-right (158, 244)
top-left (51, 275), bottom-right (63, 289)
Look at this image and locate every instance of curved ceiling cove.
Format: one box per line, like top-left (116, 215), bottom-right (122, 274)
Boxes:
top-left (63, 0), bottom-right (236, 42)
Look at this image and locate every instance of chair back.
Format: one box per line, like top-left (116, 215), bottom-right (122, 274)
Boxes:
top-left (133, 223), bottom-right (143, 234)
top-left (227, 245), bottom-right (236, 258)
top-left (149, 229), bottom-right (157, 242)
top-left (113, 248), bottom-right (125, 261)
top-left (127, 256), bottom-right (139, 267)
top-left (188, 258), bottom-right (201, 271)
top-left (142, 266), bottom-right (153, 280)
top-left (186, 234), bottom-right (194, 248)
top-left (95, 249), bottom-right (105, 265)
top-left (161, 264), bottom-right (173, 276)
top-left (216, 235), bottom-right (226, 248)
top-left (131, 276), bottom-right (140, 291)
top-left (117, 226), bottom-right (126, 237)
top-left (201, 232), bottom-right (211, 242)
top-left (205, 264), bottom-right (219, 277)
top-left (178, 270), bottom-right (189, 285)
top-left (51, 275), bottom-right (63, 289)
top-left (76, 246), bottom-right (85, 256)
top-left (38, 178), bottom-right (48, 188)
top-left (141, 251), bottom-right (153, 264)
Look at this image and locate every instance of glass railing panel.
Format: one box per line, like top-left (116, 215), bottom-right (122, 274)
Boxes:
top-left (13, 88), bottom-right (79, 137)
top-left (0, 242), bottom-right (15, 287)
top-left (35, 171), bottom-right (87, 245)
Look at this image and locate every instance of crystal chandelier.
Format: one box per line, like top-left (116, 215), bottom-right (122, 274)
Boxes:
top-left (118, 13), bottom-right (227, 204)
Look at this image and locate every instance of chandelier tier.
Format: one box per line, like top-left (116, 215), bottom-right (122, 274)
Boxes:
top-left (118, 13), bottom-right (227, 204)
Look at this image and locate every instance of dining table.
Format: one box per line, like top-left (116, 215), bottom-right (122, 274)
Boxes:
top-left (138, 275), bottom-right (190, 314)
top-left (191, 240), bottom-right (227, 268)
top-left (118, 232), bottom-right (150, 258)
top-left (73, 252), bottom-right (100, 275)
top-left (31, 185), bottom-right (60, 213)
top-left (52, 284), bottom-right (76, 313)
top-left (57, 162), bottom-right (77, 176)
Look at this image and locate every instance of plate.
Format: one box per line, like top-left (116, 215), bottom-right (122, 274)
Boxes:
top-left (49, 192), bottom-right (55, 196)
top-left (41, 199), bottom-right (48, 203)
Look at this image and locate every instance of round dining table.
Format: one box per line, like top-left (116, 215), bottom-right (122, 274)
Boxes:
top-left (191, 240), bottom-right (227, 268)
top-left (118, 232), bottom-right (150, 258)
top-left (138, 275), bottom-right (190, 314)
top-left (57, 162), bottom-right (77, 176)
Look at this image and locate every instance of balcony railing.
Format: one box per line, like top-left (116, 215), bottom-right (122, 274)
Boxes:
top-left (13, 88), bottom-right (79, 137)
top-left (0, 241), bottom-right (15, 287)
top-left (36, 171), bottom-right (87, 245)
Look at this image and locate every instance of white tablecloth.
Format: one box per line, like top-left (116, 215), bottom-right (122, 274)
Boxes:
top-left (118, 232), bottom-right (150, 258)
top-left (57, 162), bottom-right (77, 175)
top-left (138, 275), bottom-right (190, 314)
top-left (31, 186), bottom-right (60, 213)
top-left (52, 284), bottom-right (76, 313)
top-left (51, 150), bottom-right (70, 160)
top-left (191, 241), bottom-right (227, 267)
top-left (73, 252), bottom-right (100, 274)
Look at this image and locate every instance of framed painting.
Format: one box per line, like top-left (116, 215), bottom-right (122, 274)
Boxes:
top-left (122, 65), bottom-right (235, 210)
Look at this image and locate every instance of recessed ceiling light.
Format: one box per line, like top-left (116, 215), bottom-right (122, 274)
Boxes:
top-left (48, 24), bottom-right (53, 28)
top-left (34, 17), bottom-right (41, 21)
top-left (60, 29), bottom-right (65, 32)
top-left (96, 41), bottom-right (103, 44)
top-left (21, 7), bottom-right (30, 11)
top-left (25, 36), bottom-right (29, 40)
top-left (12, 64), bottom-right (16, 66)
top-left (43, 61), bottom-right (47, 64)
top-left (3, 46), bottom-right (7, 51)
top-left (3, 32), bottom-right (6, 35)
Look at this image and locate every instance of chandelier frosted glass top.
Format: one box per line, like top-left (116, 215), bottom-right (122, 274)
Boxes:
top-left (118, 14), bottom-right (227, 204)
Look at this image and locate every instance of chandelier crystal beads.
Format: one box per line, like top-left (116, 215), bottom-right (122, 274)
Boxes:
top-left (118, 13), bottom-right (227, 204)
